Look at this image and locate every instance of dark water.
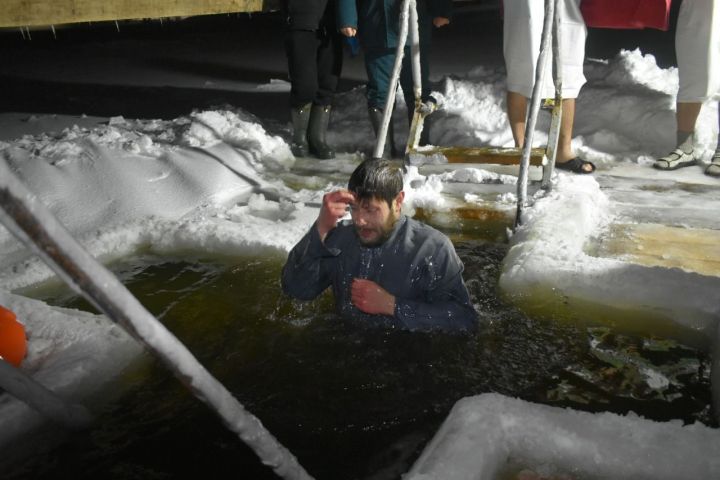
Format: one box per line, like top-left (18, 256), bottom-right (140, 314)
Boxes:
top-left (5, 241), bottom-right (715, 480)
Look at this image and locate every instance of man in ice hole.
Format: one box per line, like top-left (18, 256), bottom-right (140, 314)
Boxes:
top-left (282, 160), bottom-right (478, 333)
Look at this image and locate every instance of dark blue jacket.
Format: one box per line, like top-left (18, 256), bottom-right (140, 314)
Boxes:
top-left (282, 215), bottom-right (478, 333)
top-left (337, 0), bottom-right (452, 49)
top-left (284, 0), bottom-right (336, 30)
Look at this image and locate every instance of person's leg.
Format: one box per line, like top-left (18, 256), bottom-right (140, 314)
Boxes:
top-left (286, 30), bottom-right (319, 108)
top-left (508, 93), bottom-right (593, 173)
top-left (285, 30), bottom-right (318, 157)
top-left (307, 29), bottom-right (344, 159)
top-left (677, 102), bottom-right (703, 133)
top-left (654, 102), bottom-right (702, 170)
top-left (506, 91), bottom-right (528, 148)
top-left (706, 103), bottom-right (720, 176)
top-left (365, 48), bottom-right (392, 111)
top-left (314, 29), bottom-right (343, 106)
top-left (657, 0), bottom-right (714, 170)
top-left (557, 98), bottom-right (577, 163)
top-left (555, 98), bottom-right (594, 173)
top-left (365, 48), bottom-right (395, 159)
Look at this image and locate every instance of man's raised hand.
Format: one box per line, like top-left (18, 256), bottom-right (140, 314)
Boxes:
top-left (317, 189), bottom-right (356, 242)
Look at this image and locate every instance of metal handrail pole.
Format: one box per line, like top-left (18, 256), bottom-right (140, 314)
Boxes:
top-left (0, 159), bottom-right (313, 480)
top-left (515, 0), bottom-right (554, 228)
top-left (405, 0), bottom-right (425, 155)
top-left (410, 0), bottom-right (422, 109)
top-left (541, 0), bottom-right (564, 189)
top-left (374, 0), bottom-right (412, 159)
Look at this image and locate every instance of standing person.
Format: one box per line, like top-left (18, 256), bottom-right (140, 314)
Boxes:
top-left (284, 0), bottom-right (344, 159)
top-left (338, 0), bottom-right (452, 159)
top-left (503, 0), bottom-right (595, 174)
top-left (653, 0), bottom-right (719, 176)
top-left (282, 160), bottom-right (478, 333)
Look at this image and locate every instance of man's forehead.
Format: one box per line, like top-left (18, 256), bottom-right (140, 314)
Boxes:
top-left (352, 194), bottom-right (399, 207)
top-left (351, 196), bottom-right (377, 208)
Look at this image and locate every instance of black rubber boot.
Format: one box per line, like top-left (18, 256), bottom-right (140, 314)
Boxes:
top-left (290, 103), bottom-right (312, 157)
top-left (368, 106), bottom-right (395, 160)
top-left (308, 104), bottom-right (335, 159)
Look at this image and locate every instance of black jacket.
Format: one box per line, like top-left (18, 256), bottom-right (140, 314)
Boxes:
top-left (284, 0), bottom-right (337, 31)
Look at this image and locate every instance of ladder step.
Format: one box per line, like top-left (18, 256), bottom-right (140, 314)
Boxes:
top-left (408, 146), bottom-right (546, 166)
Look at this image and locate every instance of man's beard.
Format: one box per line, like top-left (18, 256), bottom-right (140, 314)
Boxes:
top-left (355, 211), bottom-right (398, 247)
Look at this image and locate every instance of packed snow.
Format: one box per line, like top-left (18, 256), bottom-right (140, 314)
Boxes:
top-left (406, 393), bottom-right (720, 480)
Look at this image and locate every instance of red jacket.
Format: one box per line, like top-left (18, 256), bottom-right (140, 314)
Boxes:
top-left (580, 0), bottom-right (672, 31)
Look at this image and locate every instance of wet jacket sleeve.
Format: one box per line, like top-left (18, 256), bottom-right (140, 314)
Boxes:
top-left (394, 238), bottom-right (477, 333)
top-left (281, 223), bottom-right (337, 300)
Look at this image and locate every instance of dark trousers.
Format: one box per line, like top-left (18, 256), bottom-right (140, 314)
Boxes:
top-left (285, 29), bottom-right (343, 108)
top-left (364, 45), bottom-right (432, 121)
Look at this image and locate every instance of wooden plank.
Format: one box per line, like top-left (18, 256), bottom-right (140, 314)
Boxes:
top-left (409, 146), bottom-right (546, 167)
top-left (594, 223), bottom-right (720, 277)
top-left (0, 0), bottom-right (282, 28)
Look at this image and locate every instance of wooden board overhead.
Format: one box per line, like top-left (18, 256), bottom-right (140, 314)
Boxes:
top-left (0, 0), bottom-right (282, 28)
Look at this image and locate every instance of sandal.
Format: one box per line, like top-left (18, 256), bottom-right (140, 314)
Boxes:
top-left (705, 151), bottom-right (720, 177)
top-left (653, 148), bottom-right (697, 171)
top-left (556, 158), bottom-right (596, 174)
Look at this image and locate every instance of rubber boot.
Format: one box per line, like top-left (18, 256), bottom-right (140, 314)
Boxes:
top-left (368, 106), bottom-right (395, 160)
top-left (308, 104), bottom-right (335, 159)
top-left (290, 103), bottom-right (311, 157)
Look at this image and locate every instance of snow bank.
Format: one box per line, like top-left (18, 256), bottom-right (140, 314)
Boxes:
top-left (500, 173), bottom-right (720, 344)
top-left (0, 290), bottom-right (141, 466)
top-left (406, 393), bottom-right (720, 480)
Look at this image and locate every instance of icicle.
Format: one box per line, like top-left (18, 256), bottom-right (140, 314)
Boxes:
top-left (51, 25), bottom-right (57, 39)
top-left (25, 27), bottom-right (31, 41)
top-left (19, 27), bottom-right (25, 40)
top-left (115, 20), bottom-right (120, 32)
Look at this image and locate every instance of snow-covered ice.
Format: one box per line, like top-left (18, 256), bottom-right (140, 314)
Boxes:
top-left (405, 393), bottom-right (720, 480)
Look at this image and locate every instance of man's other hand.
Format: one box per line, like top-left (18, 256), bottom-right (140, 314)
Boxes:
top-left (317, 189), bottom-right (355, 241)
top-left (340, 27), bottom-right (357, 37)
top-left (351, 279), bottom-right (396, 316)
top-left (433, 17), bottom-right (450, 28)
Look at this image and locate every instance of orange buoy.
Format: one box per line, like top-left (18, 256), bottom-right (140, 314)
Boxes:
top-left (0, 305), bottom-right (27, 367)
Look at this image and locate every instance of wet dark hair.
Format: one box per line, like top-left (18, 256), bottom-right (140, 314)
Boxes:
top-left (347, 160), bottom-right (403, 206)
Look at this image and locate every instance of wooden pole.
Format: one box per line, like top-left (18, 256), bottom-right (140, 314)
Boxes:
top-left (541, 0), bottom-right (564, 190)
top-left (0, 0), bottom-right (281, 28)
